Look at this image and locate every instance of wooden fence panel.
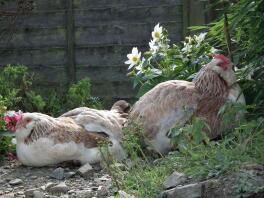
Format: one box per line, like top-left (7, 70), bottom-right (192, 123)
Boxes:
top-left (0, 0), bottom-right (208, 105)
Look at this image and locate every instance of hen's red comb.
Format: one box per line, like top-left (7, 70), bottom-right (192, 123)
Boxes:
top-left (213, 54), bottom-right (231, 64)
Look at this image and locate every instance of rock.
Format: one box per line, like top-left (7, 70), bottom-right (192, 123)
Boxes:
top-left (17, 191), bottom-right (24, 195)
top-left (75, 190), bottom-right (93, 197)
top-left (24, 172), bottom-right (31, 177)
top-left (0, 190), bottom-right (3, 195)
top-left (64, 172), bottom-right (75, 179)
top-left (162, 183), bottom-right (202, 198)
top-left (25, 188), bottom-right (41, 197)
top-left (30, 176), bottom-right (38, 179)
top-left (45, 183), bottom-right (56, 191)
top-left (50, 167), bottom-right (64, 180)
top-left (33, 190), bottom-right (44, 198)
top-left (163, 171), bottom-right (187, 189)
top-left (49, 182), bottom-right (68, 195)
top-left (9, 178), bottom-right (23, 185)
top-left (58, 195), bottom-right (69, 198)
top-left (77, 163), bottom-right (93, 177)
top-left (93, 163), bottom-right (103, 171)
top-left (1, 193), bottom-right (15, 198)
top-left (118, 190), bottom-right (135, 198)
top-left (96, 186), bottom-right (108, 197)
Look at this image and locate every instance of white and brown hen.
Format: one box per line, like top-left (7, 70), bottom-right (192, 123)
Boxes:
top-left (15, 100), bottom-right (130, 167)
top-left (130, 55), bottom-right (245, 154)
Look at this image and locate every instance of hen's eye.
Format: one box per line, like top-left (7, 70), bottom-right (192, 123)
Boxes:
top-left (26, 118), bottom-right (32, 123)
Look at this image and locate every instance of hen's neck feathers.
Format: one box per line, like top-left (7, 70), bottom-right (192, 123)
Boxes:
top-left (24, 115), bottom-right (57, 144)
top-left (193, 64), bottom-right (229, 98)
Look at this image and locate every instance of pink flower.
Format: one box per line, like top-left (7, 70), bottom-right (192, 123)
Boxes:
top-left (7, 153), bottom-right (17, 160)
top-left (3, 110), bottom-right (23, 131)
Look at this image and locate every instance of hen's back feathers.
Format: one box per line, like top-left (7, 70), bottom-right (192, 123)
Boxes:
top-left (130, 80), bottom-right (201, 139)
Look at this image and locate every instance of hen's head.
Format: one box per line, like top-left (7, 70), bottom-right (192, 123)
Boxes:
top-left (16, 113), bottom-right (49, 141)
top-left (208, 54), bottom-right (236, 86)
top-left (111, 100), bottom-right (131, 117)
top-left (213, 54), bottom-right (232, 70)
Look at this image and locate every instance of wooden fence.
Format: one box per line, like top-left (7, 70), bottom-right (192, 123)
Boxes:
top-left (0, 0), bottom-right (208, 104)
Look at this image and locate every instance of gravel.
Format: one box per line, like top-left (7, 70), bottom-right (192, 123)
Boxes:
top-left (0, 158), bottom-right (117, 198)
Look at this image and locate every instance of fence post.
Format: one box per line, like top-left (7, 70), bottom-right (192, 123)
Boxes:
top-left (182, 0), bottom-right (206, 37)
top-left (66, 0), bottom-right (76, 83)
top-left (182, 0), bottom-right (190, 37)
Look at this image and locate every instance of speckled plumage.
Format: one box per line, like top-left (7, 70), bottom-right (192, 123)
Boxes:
top-left (130, 57), bottom-right (245, 154)
top-left (15, 100), bottom-right (130, 167)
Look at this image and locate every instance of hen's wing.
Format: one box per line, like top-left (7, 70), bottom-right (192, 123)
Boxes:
top-left (74, 109), bottom-right (124, 141)
top-left (130, 80), bottom-right (201, 138)
top-left (59, 107), bottom-right (91, 117)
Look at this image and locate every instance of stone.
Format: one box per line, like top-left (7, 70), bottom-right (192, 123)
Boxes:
top-left (24, 172), bottom-right (31, 177)
top-left (30, 176), bottom-right (38, 179)
top-left (25, 188), bottom-right (41, 197)
top-left (30, 175), bottom-right (38, 179)
top-left (9, 178), bottom-right (23, 185)
top-left (17, 191), bottom-right (24, 195)
top-left (49, 182), bottom-right (68, 194)
top-left (1, 193), bottom-right (15, 198)
top-left (75, 190), bottom-right (93, 197)
top-left (58, 195), bottom-right (69, 198)
top-left (163, 171), bottom-right (187, 189)
top-left (77, 163), bottom-right (93, 177)
top-left (64, 172), bottom-right (75, 179)
top-left (50, 167), bottom-right (64, 180)
top-left (162, 183), bottom-right (202, 198)
top-left (45, 183), bottom-right (56, 191)
top-left (68, 190), bottom-right (75, 194)
top-left (118, 190), bottom-right (135, 198)
top-left (33, 190), bottom-right (44, 198)
top-left (96, 186), bottom-right (108, 197)
top-left (93, 163), bottom-right (103, 171)
top-left (0, 190), bottom-right (3, 195)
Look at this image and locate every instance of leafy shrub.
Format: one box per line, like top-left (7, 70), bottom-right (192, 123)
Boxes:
top-left (0, 65), bottom-right (102, 117)
top-left (67, 77), bottom-right (103, 110)
top-left (125, 24), bottom-right (218, 97)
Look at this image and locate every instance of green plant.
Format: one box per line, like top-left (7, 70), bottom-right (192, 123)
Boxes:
top-left (67, 77), bottom-right (103, 110)
top-left (125, 25), bottom-right (218, 97)
top-left (234, 171), bottom-right (264, 198)
top-left (0, 65), bottom-right (103, 116)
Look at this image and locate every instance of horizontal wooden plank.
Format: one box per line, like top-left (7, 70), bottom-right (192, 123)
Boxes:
top-left (0, 0), bottom-right (66, 11)
top-left (0, 11), bottom-right (66, 29)
top-left (74, 5), bottom-right (182, 25)
top-left (0, 27), bottom-right (67, 48)
top-left (76, 66), bottom-right (130, 82)
top-left (73, 0), bottom-right (182, 9)
top-left (28, 66), bottom-right (68, 85)
top-left (75, 22), bottom-right (183, 46)
top-left (0, 48), bottom-right (67, 66)
top-left (91, 81), bottom-right (136, 98)
top-left (75, 45), bottom-right (148, 66)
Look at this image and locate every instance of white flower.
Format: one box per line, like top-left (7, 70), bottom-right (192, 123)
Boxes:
top-left (194, 32), bottom-right (207, 44)
top-left (149, 39), bottom-right (159, 52)
top-left (12, 138), bottom-right (17, 145)
top-left (152, 23), bottom-right (163, 41)
top-left (210, 47), bottom-right (219, 54)
top-left (182, 42), bottom-right (191, 53)
top-left (125, 47), bottom-right (141, 70)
